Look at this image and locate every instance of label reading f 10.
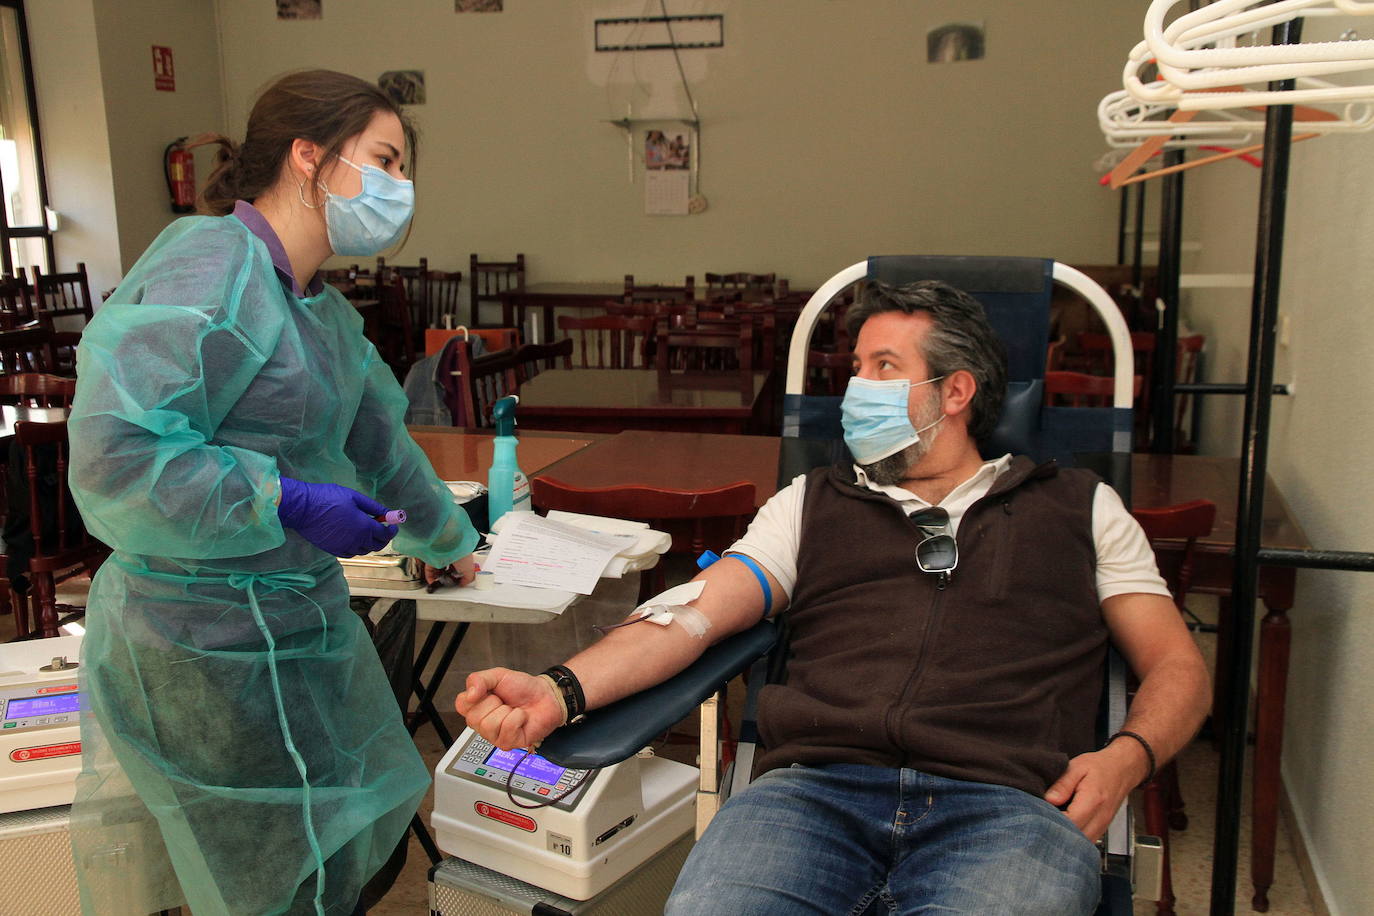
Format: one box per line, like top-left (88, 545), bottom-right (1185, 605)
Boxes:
top-left (546, 831), bottom-right (573, 857)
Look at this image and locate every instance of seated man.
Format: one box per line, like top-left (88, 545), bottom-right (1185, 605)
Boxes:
top-left (456, 280), bottom-right (1210, 915)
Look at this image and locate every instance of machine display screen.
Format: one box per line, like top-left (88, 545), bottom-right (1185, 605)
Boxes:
top-left (5, 693), bottom-right (80, 720)
top-left (484, 747), bottom-right (568, 785)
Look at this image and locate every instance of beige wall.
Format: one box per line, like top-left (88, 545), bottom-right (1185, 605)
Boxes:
top-left (91, 0), bottom-right (226, 273)
top-left (24, 0), bottom-right (122, 297)
top-left (1178, 14), bottom-right (1374, 913)
top-left (25, 0), bottom-right (224, 295)
top-left (213, 0), bottom-right (1141, 287)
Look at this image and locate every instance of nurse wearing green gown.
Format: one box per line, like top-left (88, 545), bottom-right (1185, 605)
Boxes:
top-left (67, 70), bottom-right (477, 915)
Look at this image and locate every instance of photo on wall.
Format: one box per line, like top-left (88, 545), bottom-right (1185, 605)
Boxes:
top-left (378, 70), bottom-right (426, 106)
top-left (644, 129), bottom-right (690, 171)
top-left (456, 0), bottom-right (503, 11)
top-left (927, 22), bottom-right (985, 63)
top-left (276, 0), bottom-right (322, 20)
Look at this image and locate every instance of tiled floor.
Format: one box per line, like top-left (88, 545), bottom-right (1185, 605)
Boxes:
top-left (3, 582), bottom-right (1319, 915)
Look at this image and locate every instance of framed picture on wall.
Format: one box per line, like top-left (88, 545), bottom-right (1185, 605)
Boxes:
top-left (456, 0), bottom-right (503, 11)
top-left (378, 70), bottom-right (426, 105)
top-left (276, 0), bottom-right (322, 21)
top-left (927, 22), bottom-right (985, 63)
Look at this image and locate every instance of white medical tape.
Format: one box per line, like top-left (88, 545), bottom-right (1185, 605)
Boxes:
top-left (633, 604), bottom-right (711, 638)
top-left (630, 581), bottom-right (711, 638)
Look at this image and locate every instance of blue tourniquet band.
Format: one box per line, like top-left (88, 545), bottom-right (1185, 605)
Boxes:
top-left (725, 552), bottom-right (773, 620)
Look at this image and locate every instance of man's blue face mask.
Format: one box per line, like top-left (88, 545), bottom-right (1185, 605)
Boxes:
top-left (324, 156), bottom-right (415, 256)
top-left (841, 375), bottom-right (945, 465)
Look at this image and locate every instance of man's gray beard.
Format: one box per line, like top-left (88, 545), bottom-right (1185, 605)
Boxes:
top-left (857, 392), bottom-right (944, 486)
top-left (860, 438), bottom-right (931, 486)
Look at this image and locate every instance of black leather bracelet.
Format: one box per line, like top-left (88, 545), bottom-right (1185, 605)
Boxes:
top-left (1109, 730), bottom-right (1157, 785)
top-left (541, 665), bottom-right (586, 724)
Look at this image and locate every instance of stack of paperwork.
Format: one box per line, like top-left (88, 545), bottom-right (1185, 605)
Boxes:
top-left (484, 512), bottom-right (671, 595)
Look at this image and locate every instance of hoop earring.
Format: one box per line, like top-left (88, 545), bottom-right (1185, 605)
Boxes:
top-left (298, 176), bottom-right (321, 210)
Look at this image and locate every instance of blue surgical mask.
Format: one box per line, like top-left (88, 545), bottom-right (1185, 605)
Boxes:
top-left (841, 375), bottom-right (945, 464)
top-left (324, 156), bottom-right (415, 256)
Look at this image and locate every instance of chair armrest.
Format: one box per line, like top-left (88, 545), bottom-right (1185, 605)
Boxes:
top-left (537, 621), bottom-right (778, 769)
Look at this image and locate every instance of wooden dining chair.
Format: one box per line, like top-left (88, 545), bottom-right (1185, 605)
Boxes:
top-left (0, 373), bottom-right (77, 408)
top-left (1043, 370), bottom-right (1142, 407)
top-left (704, 272), bottom-right (776, 303)
top-left (530, 476), bottom-right (757, 603)
top-left (0, 273), bottom-right (35, 326)
top-left (807, 349), bottom-right (851, 396)
top-left (378, 256), bottom-right (429, 337)
top-left (1130, 497), bottom-right (1218, 916)
top-left (11, 419), bottom-right (110, 638)
top-left (0, 323), bottom-right (58, 375)
top-left (1174, 334), bottom-right (1206, 453)
top-left (373, 270), bottom-right (417, 378)
top-left (436, 338), bottom-right (519, 428)
top-left (513, 338), bottom-right (574, 383)
top-left (557, 315), bottom-right (654, 368)
top-left (426, 270), bottom-right (464, 329)
top-left (654, 318), bottom-right (754, 372)
top-left (470, 253), bottom-right (525, 328)
top-left (30, 265), bottom-right (92, 375)
top-left (0, 374), bottom-right (78, 630)
top-left (623, 274), bottom-right (695, 306)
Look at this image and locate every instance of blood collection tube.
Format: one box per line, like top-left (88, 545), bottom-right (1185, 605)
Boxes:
top-left (375, 509), bottom-right (407, 524)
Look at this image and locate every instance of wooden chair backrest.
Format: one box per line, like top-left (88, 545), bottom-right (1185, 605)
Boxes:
top-left (426, 270), bottom-right (464, 328)
top-left (654, 318), bottom-right (753, 372)
top-left (1043, 370), bottom-right (1142, 408)
top-left (807, 349), bottom-right (851, 396)
top-left (624, 274), bottom-right (695, 305)
top-left (1130, 499), bottom-right (1217, 608)
top-left (0, 274), bottom-right (34, 324)
top-left (375, 271), bottom-right (415, 377)
top-left (0, 323), bottom-right (57, 374)
top-left (379, 257), bottom-right (429, 328)
top-left (557, 315), bottom-right (654, 368)
top-left (438, 338), bottom-right (519, 427)
top-left (514, 338), bottom-right (574, 382)
top-left (470, 253), bottom-right (526, 326)
top-left (0, 373), bottom-right (76, 407)
top-left (30, 263), bottom-right (94, 321)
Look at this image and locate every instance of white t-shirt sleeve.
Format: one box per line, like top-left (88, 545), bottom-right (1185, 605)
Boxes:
top-left (723, 473), bottom-right (808, 603)
top-left (1092, 482), bottom-right (1172, 601)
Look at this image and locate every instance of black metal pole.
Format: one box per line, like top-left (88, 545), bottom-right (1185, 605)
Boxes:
top-left (1132, 180), bottom-right (1147, 297)
top-left (1210, 18), bottom-right (1301, 916)
top-left (1118, 187), bottom-right (1130, 265)
top-left (1152, 157), bottom-right (1184, 452)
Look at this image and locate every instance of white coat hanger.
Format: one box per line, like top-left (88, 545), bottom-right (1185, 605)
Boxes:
top-left (1128, 0), bottom-right (1374, 102)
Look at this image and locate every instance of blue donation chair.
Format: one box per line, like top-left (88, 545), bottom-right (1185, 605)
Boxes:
top-left (538, 257), bottom-right (1157, 913)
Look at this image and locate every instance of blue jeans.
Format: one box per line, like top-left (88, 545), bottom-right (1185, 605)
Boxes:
top-left (666, 763), bottom-right (1101, 916)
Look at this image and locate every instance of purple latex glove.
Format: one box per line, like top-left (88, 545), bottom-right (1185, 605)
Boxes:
top-left (277, 477), bottom-right (398, 557)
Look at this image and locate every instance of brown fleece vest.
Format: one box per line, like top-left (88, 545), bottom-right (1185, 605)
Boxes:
top-left (755, 456), bottom-right (1107, 796)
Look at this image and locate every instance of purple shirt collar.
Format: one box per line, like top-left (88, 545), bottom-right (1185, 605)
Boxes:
top-left (231, 200), bottom-right (324, 297)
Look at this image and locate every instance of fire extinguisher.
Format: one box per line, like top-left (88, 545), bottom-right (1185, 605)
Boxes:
top-left (164, 137), bottom-right (196, 213)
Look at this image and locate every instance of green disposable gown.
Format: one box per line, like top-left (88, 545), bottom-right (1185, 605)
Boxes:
top-left (66, 214), bottom-right (478, 916)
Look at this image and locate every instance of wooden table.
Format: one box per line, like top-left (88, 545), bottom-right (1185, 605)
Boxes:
top-left (498, 282), bottom-right (623, 340)
top-left (406, 426), bottom-right (604, 481)
top-left (513, 368), bottom-right (775, 435)
top-left (0, 404), bottom-right (69, 443)
top-left (498, 282), bottom-right (815, 343)
top-left (1132, 453), bottom-right (1307, 911)
top-left (535, 430), bottom-right (782, 509)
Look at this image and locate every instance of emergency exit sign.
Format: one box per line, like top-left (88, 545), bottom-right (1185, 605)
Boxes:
top-left (152, 46), bottom-right (175, 92)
